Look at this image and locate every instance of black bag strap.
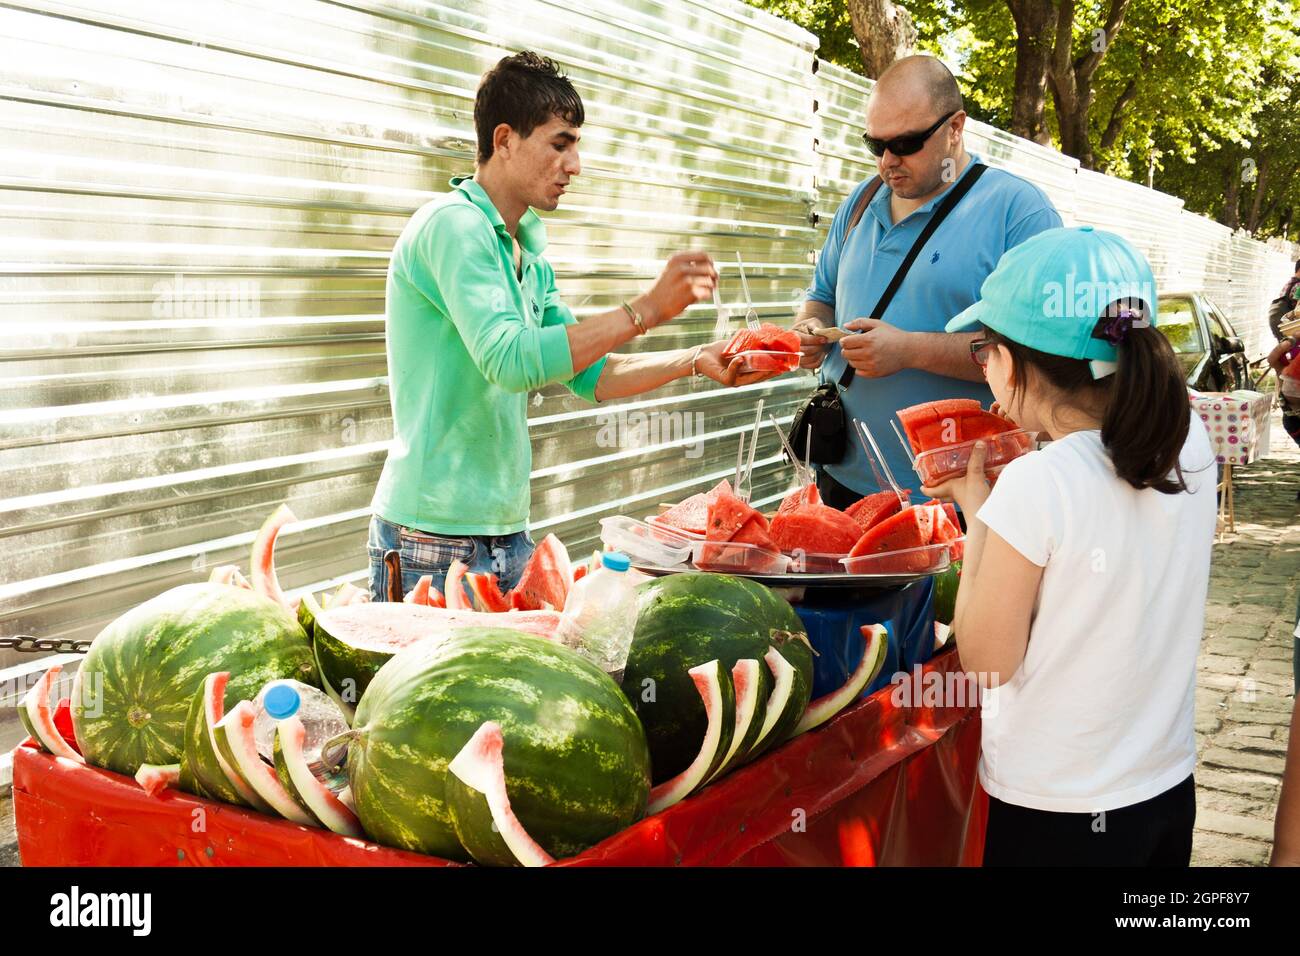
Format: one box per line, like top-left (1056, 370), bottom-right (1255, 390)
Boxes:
top-left (835, 162), bottom-right (988, 388)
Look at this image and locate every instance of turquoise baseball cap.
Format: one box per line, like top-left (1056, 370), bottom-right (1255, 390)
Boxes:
top-left (945, 225), bottom-right (1158, 378)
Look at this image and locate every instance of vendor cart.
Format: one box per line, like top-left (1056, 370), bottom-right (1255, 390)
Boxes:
top-left (13, 644), bottom-right (982, 867)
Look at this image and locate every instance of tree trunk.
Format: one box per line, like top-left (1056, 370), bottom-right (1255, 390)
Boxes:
top-left (1221, 159), bottom-right (1242, 230)
top-left (1097, 77), bottom-right (1139, 160)
top-left (1045, 0), bottom-right (1131, 169)
top-left (1246, 154), bottom-right (1270, 234)
top-left (845, 0), bottom-right (918, 80)
top-left (1006, 0), bottom-right (1057, 144)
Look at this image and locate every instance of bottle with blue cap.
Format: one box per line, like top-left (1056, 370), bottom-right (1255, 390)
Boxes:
top-left (560, 550), bottom-right (648, 683)
top-left (252, 679), bottom-right (350, 792)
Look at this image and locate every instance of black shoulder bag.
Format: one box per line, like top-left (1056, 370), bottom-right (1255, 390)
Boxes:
top-left (789, 162), bottom-right (988, 465)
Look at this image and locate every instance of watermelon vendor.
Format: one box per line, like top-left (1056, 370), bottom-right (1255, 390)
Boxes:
top-left (792, 55), bottom-right (1062, 508)
top-left (367, 52), bottom-right (777, 600)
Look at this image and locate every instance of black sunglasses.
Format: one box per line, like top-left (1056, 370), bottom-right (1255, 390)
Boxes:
top-left (862, 111), bottom-right (958, 158)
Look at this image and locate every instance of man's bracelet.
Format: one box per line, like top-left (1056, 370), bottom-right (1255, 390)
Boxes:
top-left (621, 301), bottom-right (648, 335)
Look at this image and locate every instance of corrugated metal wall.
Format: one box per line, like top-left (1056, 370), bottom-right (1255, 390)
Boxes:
top-left (2, 2), bottom-right (1297, 661)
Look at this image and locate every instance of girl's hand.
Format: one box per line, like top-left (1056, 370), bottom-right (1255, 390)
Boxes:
top-left (921, 440), bottom-right (992, 514)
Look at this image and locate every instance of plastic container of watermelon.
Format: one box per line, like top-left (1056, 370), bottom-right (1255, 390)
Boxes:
top-left (691, 539), bottom-right (790, 574)
top-left (727, 350), bottom-right (801, 374)
top-left (645, 514), bottom-right (705, 541)
top-left (599, 516), bottom-right (692, 568)
top-left (785, 549), bottom-right (852, 574)
top-left (912, 429), bottom-right (1036, 486)
top-left (840, 541), bottom-right (952, 576)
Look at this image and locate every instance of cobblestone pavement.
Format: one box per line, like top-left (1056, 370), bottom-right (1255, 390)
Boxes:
top-left (1, 414), bottom-right (1298, 868)
top-left (1193, 408), bottom-right (1299, 865)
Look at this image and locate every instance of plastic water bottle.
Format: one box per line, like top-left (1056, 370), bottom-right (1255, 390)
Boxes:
top-left (252, 680), bottom-right (350, 793)
top-left (561, 551), bottom-right (647, 682)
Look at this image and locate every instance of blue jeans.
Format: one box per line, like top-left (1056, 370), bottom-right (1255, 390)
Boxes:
top-left (367, 515), bottom-right (535, 603)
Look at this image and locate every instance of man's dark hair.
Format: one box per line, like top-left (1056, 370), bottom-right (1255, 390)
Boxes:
top-left (474, 52), bottom-right (584, 164)
top-left (1294, 259), bottom-right (1299, 272)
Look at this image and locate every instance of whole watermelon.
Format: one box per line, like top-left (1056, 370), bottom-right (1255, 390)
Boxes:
top-left (622, 572), bottom-right (814, 784)
top-left (932, 560), bottom-right (961, 627)
top-left (346, 627), bottom-right (651, 863)
top-left (71, 583), bottom-right (317, 776)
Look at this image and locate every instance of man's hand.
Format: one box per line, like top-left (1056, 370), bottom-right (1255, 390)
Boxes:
top-left (840, 318), bottom-right (911, 378)
top-left (694, 341), bottom-right (785, 387)
top-left (638, 251), bottom-right (717, 328)
top-left (792, 318), bottom-right (832, 370)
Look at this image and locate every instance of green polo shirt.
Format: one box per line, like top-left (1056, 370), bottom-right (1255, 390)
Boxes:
top-left (371, 176), bottom-right (606, 535)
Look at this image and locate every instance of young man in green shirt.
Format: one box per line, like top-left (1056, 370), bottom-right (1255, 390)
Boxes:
top-left (368, 52), bottom-right (772, 600)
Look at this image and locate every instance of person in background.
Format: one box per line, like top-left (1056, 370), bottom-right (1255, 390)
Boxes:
top-left (925, 227), bottom-right (1217, 866)
top-left (1267, 260), bottom-right (1300, 341)
top-left (368, 52), bottom-right (775, 601)
top-left (792, 54), bottom-right (1061, 507)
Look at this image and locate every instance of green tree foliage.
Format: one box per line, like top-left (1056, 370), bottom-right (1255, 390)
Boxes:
top-left (743, 0), bottom-right (1299, 238)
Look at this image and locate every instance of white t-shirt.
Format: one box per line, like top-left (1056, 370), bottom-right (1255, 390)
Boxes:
top-left (975, 414), bottom-right (1217, 812)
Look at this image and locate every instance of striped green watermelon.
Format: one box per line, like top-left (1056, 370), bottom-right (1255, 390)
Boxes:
top-left (345, 627), bottom-right (651, 862)
top-left (622, 572), bottom-right (814, 784)
top-left (70, 583), bottom-right (317, 776)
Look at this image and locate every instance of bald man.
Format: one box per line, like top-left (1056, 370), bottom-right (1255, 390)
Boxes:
top-left (795, 55), bottom-right (1062, 506)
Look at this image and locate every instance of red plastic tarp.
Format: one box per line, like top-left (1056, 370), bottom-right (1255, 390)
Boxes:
top-left (14, 647), bottom-right (985, 867)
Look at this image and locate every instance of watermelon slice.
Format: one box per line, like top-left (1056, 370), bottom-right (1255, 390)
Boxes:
top-left (465, 572), bottom-right (511, 613)
top-left (326, 581), bottom-right (369, 609)
top-left (706, 659), bottom-right (764, 784)
top-left (794, 624), bottom-right (888, 735)
top-left (656, 493), bottom-right (709, 535)
top-left (646, 659), bottom-right (734, 815)
top-left (769, 504), bottom-right (863, 555)
top-left (19, 665), bottom-right (83, 763)
top-left (896, 399), bottom-right (1018, 454)
top-left (447, 721), bottom-right (556, 867)
top-left (213, 700), bottom-right (316, 825)
top-left (730, 513), bottom-right (777, 550)
top-left (251, 504), bottom-right (296, 610)
top-left (743, 648), bottom-right (798, 762)
top-left (403, 575), bottom-right (433, 606)
top-left (849, 505), bottom-right (935, 557)
top-left (776, 483), bottom-right (821, 515)
top-left (134, 763), bottom-right (181, 796)
top-left (444, 560), bottom-right (472, 611)
top-left (722, 323), bottom-right (800, 360)
top-left (928, 504), bottom-right (964, 560)
top-left (512, 534), bottom-right (571, 611)
top-left (845, 490), bottom-right (910, 530)
top-left (275, 716), bottom-right (364, 837)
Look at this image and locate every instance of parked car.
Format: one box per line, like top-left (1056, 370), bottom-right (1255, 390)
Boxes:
top-left (1156, 292), bottom-right (1250, 391)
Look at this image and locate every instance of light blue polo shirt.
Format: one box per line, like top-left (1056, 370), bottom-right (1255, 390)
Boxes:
top-left (808, 154), bottom-right (1062, 497)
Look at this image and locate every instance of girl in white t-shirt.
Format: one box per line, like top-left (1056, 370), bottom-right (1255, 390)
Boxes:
top-left (931, 226), bottom-right (1217, 866)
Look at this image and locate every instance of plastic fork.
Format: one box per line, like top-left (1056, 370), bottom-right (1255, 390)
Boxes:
top-left (733, 430), bottom-right (746, 497)
top-left (734, 251), bottom-right (760, 330)
top-left (736, 399), bottom-right (764, 502)
top-left (889, 419), bottom-right (918, 469)
top-left (855, 420), bottom-right (907, 507)
top-left (768, 413), bottom-right (812, 487)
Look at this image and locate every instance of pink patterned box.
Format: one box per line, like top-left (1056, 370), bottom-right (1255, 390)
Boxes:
top-left (1189, 391), bottom-right (1273, 466)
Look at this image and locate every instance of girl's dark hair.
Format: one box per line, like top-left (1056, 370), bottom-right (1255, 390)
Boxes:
top-left (474, 52), bottom-right (584, 164)
top-left (985, 306), bottom-right (1191, 494)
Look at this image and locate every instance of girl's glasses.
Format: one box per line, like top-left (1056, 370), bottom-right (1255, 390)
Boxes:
top-left (970, 338), bottom-right (994, 367)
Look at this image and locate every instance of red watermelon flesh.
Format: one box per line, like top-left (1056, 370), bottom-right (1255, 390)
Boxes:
top-left (777, 483), bottom-right (821, 515)
top-left (845, 490), bottom-right (910, 531)
top-left (656, 493), bottom-right (708, 534)
top-left (848, 505), bottom-right (935, 558)
top-left (769, 505), bottom-right (863, 555)
top-left (930, 504), bottom-right (964, 560)
top-left (722, 324), bottom-right (800, 360)
top-left (731, 514), bottom-right (777, 550)
top-left (896, 399), bottom-right (984, 453)
top-left (958, 411), bottom-right (1019, 442)
top-left (705, 488), bottom-right (769, 542)
top-left (512, 533), bottom-right (571, 611)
